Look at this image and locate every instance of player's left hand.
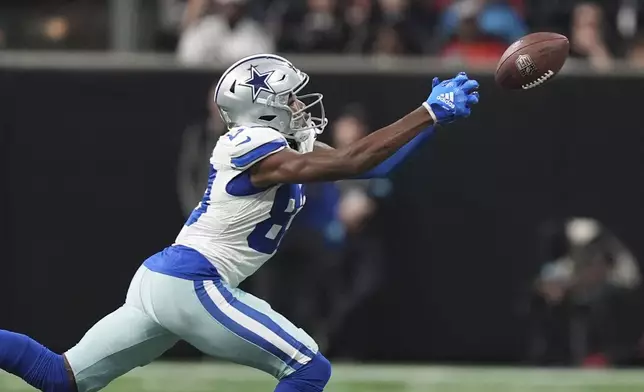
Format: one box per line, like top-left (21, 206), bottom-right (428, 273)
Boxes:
top-left (424, 72), bottom-right (480, 125)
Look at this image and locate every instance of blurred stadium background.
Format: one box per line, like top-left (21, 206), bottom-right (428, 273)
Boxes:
top-left (3, 0), bottom-right (644, 391)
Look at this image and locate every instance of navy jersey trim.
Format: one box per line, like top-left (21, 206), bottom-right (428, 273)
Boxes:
top-left (231, 140), bottom-right (287, 169)
top-left (143, 245), bottom-right (221, 281)
top-left (226, 170), bottom-right (271, 196)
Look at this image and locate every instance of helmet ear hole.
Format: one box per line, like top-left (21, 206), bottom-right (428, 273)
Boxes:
top-left (259, 115), bottom-right (276, 122)
top-left (229, 81), bottom-right (236, 93)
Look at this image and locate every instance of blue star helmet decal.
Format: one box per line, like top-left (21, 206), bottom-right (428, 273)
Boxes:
top-left (240, 65), bottom-right (276, 102)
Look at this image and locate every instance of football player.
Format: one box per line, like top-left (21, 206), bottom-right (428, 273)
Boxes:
top-left (0, 54), bottom-right (479, 392)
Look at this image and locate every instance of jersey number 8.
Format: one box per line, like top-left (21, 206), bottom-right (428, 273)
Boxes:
top-left (186, 165), bottom-right (304, 255)
top-left (248, 184), bottom-right (304, 254)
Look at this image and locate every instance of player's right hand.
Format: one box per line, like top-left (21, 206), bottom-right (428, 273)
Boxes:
top-left (423, 72), bottom-right (480, 124)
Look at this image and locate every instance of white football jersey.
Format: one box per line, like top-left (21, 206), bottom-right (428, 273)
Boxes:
top-left (175, 126), bottom-right (305, 287)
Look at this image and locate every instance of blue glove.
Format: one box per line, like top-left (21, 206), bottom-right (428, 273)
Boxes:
top-left (423, 72), bottom-right (480, 124)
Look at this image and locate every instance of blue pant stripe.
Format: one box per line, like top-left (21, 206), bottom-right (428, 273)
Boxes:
top-left (194, 281), bottom-right (303, 370)
top-left (213, 280), bottom-right (317, 361)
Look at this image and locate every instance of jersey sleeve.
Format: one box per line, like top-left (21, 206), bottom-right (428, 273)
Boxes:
top-left (220, 127), bottom-right (288, 171)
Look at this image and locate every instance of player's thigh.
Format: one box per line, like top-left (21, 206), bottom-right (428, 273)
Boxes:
top-left (65, 267), bottom-right (180, 392)
top-left (147, 271), bottom-right (319, 380)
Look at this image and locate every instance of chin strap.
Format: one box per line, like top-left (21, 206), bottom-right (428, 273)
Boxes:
top-left (288, 126), bottom-right (318, 153)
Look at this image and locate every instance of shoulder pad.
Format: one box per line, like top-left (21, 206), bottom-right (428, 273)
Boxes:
top-left (220, 126), bottom-right (288, 170)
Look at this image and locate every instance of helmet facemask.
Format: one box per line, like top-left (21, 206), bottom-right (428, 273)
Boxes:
top-left (267, 72), bottom-right (328, 144)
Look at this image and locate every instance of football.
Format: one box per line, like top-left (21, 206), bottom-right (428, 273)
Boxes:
top-left (495, 32), bottom-right (570, 90)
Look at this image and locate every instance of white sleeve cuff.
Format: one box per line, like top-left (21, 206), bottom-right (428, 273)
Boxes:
top-left (422, 102), bottom-right (438, 124)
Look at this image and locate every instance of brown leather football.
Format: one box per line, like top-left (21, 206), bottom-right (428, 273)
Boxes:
top-left (495, 32), bottom-right (570, 90)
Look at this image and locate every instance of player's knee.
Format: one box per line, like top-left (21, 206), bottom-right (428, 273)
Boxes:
top-left (310, 353), bottom-right (332, 386)
top-left (281, 353), bottom-right (331, 392)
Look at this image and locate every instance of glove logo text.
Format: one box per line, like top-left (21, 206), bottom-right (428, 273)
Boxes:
top-left (437, 92), bottom-right (455, 109)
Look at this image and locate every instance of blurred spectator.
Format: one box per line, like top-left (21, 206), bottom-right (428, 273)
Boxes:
top-left (0, 1), bottom-right (108, 50)
top-left (436, 0), bottom-right (528, 65)
top-left (438, 0), bottom-right (527, 43)
top-left (570, 2), bottom-right (614, 71)
top-left (39, 16), bottom-right (70, 47)
top-left (616, 0), bottom-right (639, 42)
top-left (8, 0), bottom-right (644, 60)
top-left (156, 0), bottom-right (188, 51)
top-left (370, 0), bottom-right (426, 55)
top-left (177, 0), bottom-right (274, 66)
top-left (526, 217), bottom-right (643, 367)
top-left (343, 0), bottom-right (378, 53)
top-left (627, 34), bottom-right (644, 67)
top-left (276, 0), bottom-right (428, 55)
top-left (277, 0), bottom-right (347, 53)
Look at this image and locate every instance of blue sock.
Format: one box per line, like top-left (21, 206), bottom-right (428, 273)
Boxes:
top-left (0, 330), bottom-right (74, 392)
top-left (275, 353), bottom-right (332, 392)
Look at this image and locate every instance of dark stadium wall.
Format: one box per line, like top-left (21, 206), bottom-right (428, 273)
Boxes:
top-left (1, 68), bottom-right (643, 363)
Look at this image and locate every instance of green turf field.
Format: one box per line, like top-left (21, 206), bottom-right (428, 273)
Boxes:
top-left (2, 362), bottom-right (644, 392)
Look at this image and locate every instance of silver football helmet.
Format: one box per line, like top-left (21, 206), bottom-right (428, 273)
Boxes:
top-left (214, 54), bottom-right (328, 150)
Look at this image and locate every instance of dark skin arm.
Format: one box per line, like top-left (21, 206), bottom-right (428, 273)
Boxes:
top-left (313, 141), bottom-right (334, 151)
top-left (250, 106), bottom-right (433, 186)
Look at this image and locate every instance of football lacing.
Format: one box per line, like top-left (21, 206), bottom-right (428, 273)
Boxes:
top-left (522, 70), bottom-right (555, 90)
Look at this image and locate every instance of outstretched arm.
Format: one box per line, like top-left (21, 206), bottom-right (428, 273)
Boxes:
top-left (313, 127), bottom-right (435, 179)
top-left (251, 107), bottom-right (433, 185)
top-left (355, 126), bottom-right (434, 179)
top-left (250, 73), bottom-right (479, 186)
